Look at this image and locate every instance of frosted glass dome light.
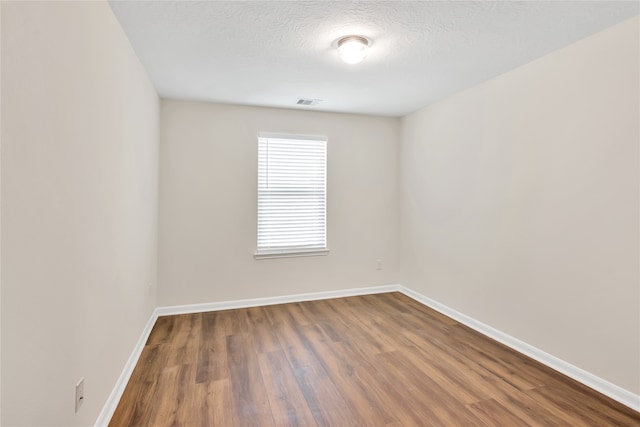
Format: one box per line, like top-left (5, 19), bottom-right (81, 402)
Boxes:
top-left (337, 36), bottom-right (369, 64)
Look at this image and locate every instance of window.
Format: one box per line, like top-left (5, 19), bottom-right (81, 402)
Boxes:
top-left (255, 132), bottom-right (328, 259)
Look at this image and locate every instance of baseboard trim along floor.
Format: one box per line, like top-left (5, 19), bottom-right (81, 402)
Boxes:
top-left (155, 284), bottom-right (401, 317)
top-left (94, 283), bottom-right (639, 426)
top-left (93, 310), bottom-right (160, 427)
top-left (397, 286), bottom-right (640, 412)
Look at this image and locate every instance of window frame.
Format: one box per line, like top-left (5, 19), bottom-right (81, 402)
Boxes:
top-left (254, 132), bottom-right (329, 260)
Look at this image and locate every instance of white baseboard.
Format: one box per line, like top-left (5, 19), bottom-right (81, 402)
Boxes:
top-left (93, 309), bottom-right (160, 427)
top-left (95, 283), bottom-right (639, 426)
top-left (155, 284), bottom-right (401, 317)
top-left (397, 285), bottom-right (640, 413)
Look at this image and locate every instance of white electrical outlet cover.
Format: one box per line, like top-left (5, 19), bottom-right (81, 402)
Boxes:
top-left (75, 378), bottom-right (84, 413)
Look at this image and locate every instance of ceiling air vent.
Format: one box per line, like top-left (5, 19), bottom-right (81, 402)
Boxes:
top-left (296, 98), bottom-right (321, 106)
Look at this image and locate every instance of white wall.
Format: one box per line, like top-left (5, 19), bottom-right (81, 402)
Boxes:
top-left (159, 101), bottom-right (400, 306)
top-left (1, 2), bottom-right (158, 425)
top-left (401, 16), bottom-right (640, 394)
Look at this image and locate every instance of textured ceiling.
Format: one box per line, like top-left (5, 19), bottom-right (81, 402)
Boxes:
top-left (109, 1), bottom-right (639, 117)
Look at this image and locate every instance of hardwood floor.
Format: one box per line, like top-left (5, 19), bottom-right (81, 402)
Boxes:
top-left (109, 292), bottom-right (640, 426)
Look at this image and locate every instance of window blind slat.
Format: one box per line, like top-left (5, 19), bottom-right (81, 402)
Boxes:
top-left (257, 135), bottom-right (327, 253)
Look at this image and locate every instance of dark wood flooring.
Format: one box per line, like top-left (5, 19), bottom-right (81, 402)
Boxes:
top-left (109, 292), bottom-right (640, 426)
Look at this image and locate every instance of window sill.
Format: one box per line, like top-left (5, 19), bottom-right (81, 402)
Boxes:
top-left (254, 248), bottom-right (330, 260)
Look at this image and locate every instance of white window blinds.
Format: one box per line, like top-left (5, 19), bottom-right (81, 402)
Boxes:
top-left (256, 133), bottom-right (327, 258)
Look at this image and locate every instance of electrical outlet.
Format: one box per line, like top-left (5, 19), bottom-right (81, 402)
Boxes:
top-left (376, 259), bottom-right (382, 270)
top-left (75, 378), bottom-right (84, 413)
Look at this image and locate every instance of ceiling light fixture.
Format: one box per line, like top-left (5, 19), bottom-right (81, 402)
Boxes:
top-left (337, 35), bottom-right (369, 65)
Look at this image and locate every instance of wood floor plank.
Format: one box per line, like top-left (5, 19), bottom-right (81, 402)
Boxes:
top-left (351, 358), bottom-right (445, 427)
top-left (247, 306), bottom-right (283, 353)
top-left (226, 332), bottom-right (275, 426)
top-left (108, 344), bottom-right (167, 427)
top-left (196, 311), bottom-right (229, 383)
top-left (165, 314), bottom-right (200, 367)
top-left (196, 313), bottom-right (230, 384)
top-left (257, 351), bottom-right (318, 427)
top-left (144, 365), bottom-right (181, 426)
top-left (145, 316), bottom-right (175, 347)
top-left (328, 297), bottom-right (397, 354)
top-left (292, 363), bottom-right (361, 426)
top-left (172, 363), bottom-right (200, 426)
top-left (211, 379), bottom-right (236, 426)
top-left (298, 323), bottom-right (397, 425)
top-left (263, 305), bottom-right (322, 370)
top-left (468, 398), bottom-right (530, 426)
top-left (526, 384), bottom-right (640, 426)
top-left (402, 343), bottom-right (492, 405)
top-left (378, 350), bottom-right (486, 426)
top-left (190, 383), bottom-right (214, 427)
top-left (491, 386), bottom-right (591, 427)
top-left (110, 292), bottom-right (640, 426)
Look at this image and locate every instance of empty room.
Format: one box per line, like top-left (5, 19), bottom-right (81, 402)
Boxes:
top-left (1, 0), bottom-right (639, 426)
